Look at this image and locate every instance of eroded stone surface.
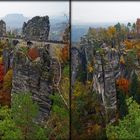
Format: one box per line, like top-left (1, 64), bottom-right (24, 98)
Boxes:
top-left (22, 16), bottom-right (50, 41)
top-left (0, 20), bottom-right (6, 37)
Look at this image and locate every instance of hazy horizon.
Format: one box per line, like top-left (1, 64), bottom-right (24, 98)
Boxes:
top-left (0, 13), bottom-right (68, 19)
top-left (0, 2), bottom-right (69, 18)
top-left (72, 2), bottom-right (140, 25)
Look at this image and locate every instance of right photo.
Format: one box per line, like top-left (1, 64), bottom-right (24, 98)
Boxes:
top-left (71, 2), bottom-right (140, 140)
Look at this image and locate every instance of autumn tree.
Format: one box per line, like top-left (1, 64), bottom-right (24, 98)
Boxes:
top-left (3, 69), bottom-right (13, 91)
top-left (107, 26), bottom-right (116, 48)
top-left (46, 92), bottom-right (69, 140)
top-left (60, 44), bottom-right (69, 64)
top-left (116, 78), bottom-right (130, 94)
top-left (71, 81), bottom-right (106, 139)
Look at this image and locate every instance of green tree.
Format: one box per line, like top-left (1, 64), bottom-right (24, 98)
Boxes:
top-left (0, 106), bottom-right (22, 140)
top-left (127, 22), bottom-right (131, 32)
top-left (46, 93), bottom-right (69, 140)
top-left (106, 97), bottom-right (140, 140)
top-left (11, 92), bottom-right (48, 140)
top-left (130, 72), bottom-right (140, 103)
top-left (116, 89), bottom-right (128, 118)
top-left (72, 81), bottom-right (107, 140)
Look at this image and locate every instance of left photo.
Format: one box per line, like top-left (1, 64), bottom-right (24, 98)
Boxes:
top-left (0, 1), bottom-right (70, 140)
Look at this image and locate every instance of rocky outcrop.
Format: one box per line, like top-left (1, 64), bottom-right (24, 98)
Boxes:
top-left (71, 47), bottom-right (81, 86)
top-left (136, 18), bottom-right (140, 34)
top-left (92, 47), bottom-right (120, 122)
top-left (1, 38), bottom-right (65, 122)
top-left (0, 20), bottom-right (6, 37)
top-left (71, 43), bottom-right (125, 123)
top-left (11, 44), bottom-right (54, 122)
top-left (22, 16), bottom-right (50, 41)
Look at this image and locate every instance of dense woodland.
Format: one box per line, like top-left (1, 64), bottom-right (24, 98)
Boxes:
top-left (72, 20), bottom-right (140, 139)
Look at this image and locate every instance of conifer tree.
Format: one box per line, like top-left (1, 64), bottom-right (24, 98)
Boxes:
top-left (130, 72), bottom-right (140, 103)
top-left (11, 92), bottom-right (48, 140)
top-left (116, 89), bottom-right (128, 118)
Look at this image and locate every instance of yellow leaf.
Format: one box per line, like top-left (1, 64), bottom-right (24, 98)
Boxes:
top-left (87, 64), bottom-right (94, 73)
top-left (120, 55), bottom-right (125, 64)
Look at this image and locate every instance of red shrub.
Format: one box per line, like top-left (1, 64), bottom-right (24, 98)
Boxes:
top-left (0, 90), bottom-right (11, 106)
top-left (0, 64), bottom-right (4, 83)
top-left (28, 47), bottom-right (40, 61)
top-left (116, 78), bottom-right (130, 93)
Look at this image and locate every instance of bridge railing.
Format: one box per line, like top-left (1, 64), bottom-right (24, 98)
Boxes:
top-left (0, 35), bottom-right (68, 45)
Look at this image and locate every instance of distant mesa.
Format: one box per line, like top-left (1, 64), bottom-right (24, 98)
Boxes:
top-left (22, 16), bottom-right (50, 41)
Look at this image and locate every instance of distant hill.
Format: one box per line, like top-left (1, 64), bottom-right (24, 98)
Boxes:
top-left (72, 25), bottom-right (89, 43)
top-left (72, 22), bottom-right (119, 42)
top-left (2, 14), bottom-right (29, 29)
top-left (1, 14), bottom-right (67, 29)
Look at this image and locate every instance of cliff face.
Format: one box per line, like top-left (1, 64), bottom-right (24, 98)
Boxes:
top-left (92, 47), bottom-right (120, 122)
top-left (22, 16), bottom-right (50, 41)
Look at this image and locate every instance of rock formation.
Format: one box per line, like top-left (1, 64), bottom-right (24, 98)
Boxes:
top-left (11, 44), bottom-right (54, 122)
top-left (71, 43), bottom-right (128, 123)
top-left (92, 47), bottom-right (120, 123)
top-left (0, 20), bottom-right (6, 37)
top-left (136, 18), bottom-right (140, 34)
top-left (1, 40), bottom-right (62, 122)
top-left (22, 16), bottom-right (50, 41)
top-left (71, 47), bottom-right (81, 86)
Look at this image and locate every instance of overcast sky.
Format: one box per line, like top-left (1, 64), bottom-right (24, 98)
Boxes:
top-left (0, 2), bottom-right (69, 17)
top-left (72, 2), bottom-right (140, 24)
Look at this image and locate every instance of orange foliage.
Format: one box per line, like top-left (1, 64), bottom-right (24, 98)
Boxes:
top-left (0, 64), bottom-right (4, 83)
top-left (3, 69), bottom-right (13, 91)
top-left (116, 78), bottom-right (130, 93)
top-left (120, 55), bottom-right (125, 64)
top-left (124, 40), bottom-right (133, 49)
top-left (86, 124), bottom-right (101, 136)
top-left (61, 45), bottom-right (69, 63)
top-left (107, 26), bottom-right (116, 38)
top-left (0, 69), bottom-right (13, 107)
top-left (28, 47), bottom-right (40, 61)
top-left (0, 91), bottom-right (11, 106)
